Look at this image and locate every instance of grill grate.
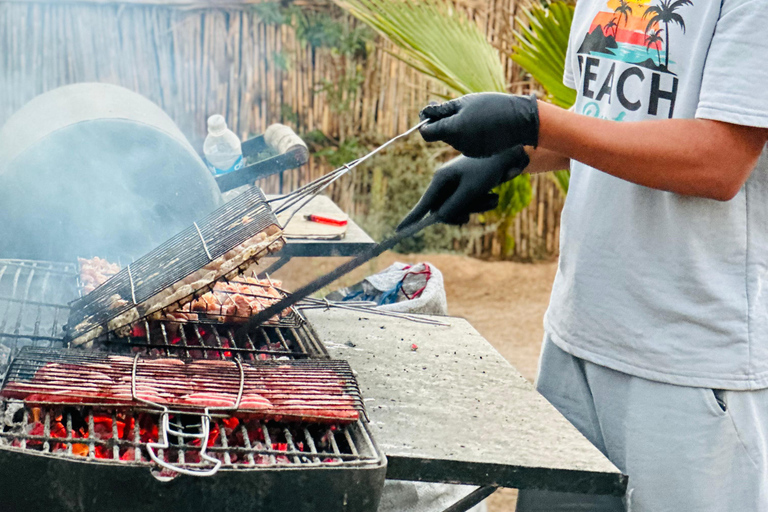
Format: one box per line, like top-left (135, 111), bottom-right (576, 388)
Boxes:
top-left (2, 348), bottom-right (364, 423)
top-left (133, 274), bottom-right (304, 329)
top-left (0, 260), bottom-right (77, 370)
top-left (66, 186), bottom-right (284, 346)
top-left (0, 400), bottom-right (380, 472)
top-left (102, 317), bottom-right (327, 360)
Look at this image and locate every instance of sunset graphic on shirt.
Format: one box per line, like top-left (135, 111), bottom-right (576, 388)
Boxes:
top-left (577, 0), bottom-right (693, 74)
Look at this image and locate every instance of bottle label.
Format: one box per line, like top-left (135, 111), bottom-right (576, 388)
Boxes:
top-left (207, 155), bottom-right (244, 176)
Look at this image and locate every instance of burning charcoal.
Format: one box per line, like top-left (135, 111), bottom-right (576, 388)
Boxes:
top-left (24, 421), bottom-right (45, 446)
top-left (138, 414), bottom-right (159, 443)
top-left (120, 447), bottom-right (136, 461)
top-left (208, 423), bottom-right (220, 448)
top-left (72, 443), bottom-right (89, 457)
top-left (93, 415), bottom-right (125, 440)
top-left (221, 417), bottom-right (239, 431)
top-left (94, 445), bottom-right (112, 459)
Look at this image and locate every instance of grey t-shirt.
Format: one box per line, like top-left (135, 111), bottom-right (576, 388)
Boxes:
top-left (545, 0), bottom-right (768, 389)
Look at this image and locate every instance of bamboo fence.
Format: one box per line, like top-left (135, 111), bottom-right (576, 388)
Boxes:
top-left (0, 0), bottom-right (564, 260)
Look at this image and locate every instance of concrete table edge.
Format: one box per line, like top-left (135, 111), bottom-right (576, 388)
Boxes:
top-left (303, 308), bottom-right (627, 496)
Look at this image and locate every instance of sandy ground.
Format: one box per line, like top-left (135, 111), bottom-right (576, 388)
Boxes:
top-left (271, 253), bottom-right (559, 512)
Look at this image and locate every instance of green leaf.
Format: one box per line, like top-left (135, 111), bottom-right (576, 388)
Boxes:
top-left (511, 1), bottom-right (574, 191)
top-left (336, 0), bottom-right (507, 95)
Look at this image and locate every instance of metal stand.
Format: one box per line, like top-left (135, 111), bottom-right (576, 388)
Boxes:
top-left (442, 486), bottom-right (497, 512)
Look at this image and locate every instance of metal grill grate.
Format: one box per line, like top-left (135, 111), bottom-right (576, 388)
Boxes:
top-left (102, 318), bottom-right (327, 360)
top-left (0, 260), bottom-right (77, 370)
top-left (67, 186), bottom-right (284, 346)
top-left (2, 348), bottom-right (364, 423)
top-left (0, 400), bottom-right (380, 472)
top-left (138, 275), bottom-right (304, 329)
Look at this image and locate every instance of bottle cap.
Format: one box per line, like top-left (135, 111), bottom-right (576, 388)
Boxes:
top-left (207, 114), bottom-right (227, 135)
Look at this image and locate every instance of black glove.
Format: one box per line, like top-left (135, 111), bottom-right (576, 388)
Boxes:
top-left (398, 145), bottom-right (530, 230)
top-left (419, 93), bottom-right (539, 158)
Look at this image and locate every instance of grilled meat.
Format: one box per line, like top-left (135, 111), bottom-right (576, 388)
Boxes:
top-left (78, 257), bottom-right (121, 294)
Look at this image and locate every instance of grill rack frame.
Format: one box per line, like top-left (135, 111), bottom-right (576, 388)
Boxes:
top-left (0, 400), bottom-right (379, 470)
top-left (0, 258), bottom-right (327, 367)
top-left (66, 186), bottom-right (285, 346)
top-left (0, 259), bottom-right (79, 369)
top-left (1, 348), bottom-right (366, 422)
top-left (77, 260), bottom-right (305, 331)
top-left (100, 315), bottom-right (327, 361)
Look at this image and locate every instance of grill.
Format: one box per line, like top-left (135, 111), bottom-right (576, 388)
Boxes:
top-left (0, 255), bottom-right (387, 512)
top-left (102, 316), bottom-right (326, 360)
top-left (0, 260), bottom-right (322, 365)
top-left (1, 348), bottom-right (372, 478)
top-left (66, 186), bottom-right (285, 346)
top-left (2, 349), bottom-right (365, 422)
top-left (0, 401), bottom-right (377, 472)
top-left (0, 259), bottom-right (79, 368)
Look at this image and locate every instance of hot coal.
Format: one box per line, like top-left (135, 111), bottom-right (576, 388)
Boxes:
top-left (2, 403), bottom-right (346, 467)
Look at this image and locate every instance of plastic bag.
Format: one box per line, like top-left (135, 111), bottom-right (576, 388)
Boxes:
top-left (326, 262), bottom-right (448, 316)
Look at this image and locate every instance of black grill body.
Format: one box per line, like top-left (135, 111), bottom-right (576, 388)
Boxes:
top-left (0, 258), bottom-right (387, 512)
top-left (0, 430), bottom-right (386, 512)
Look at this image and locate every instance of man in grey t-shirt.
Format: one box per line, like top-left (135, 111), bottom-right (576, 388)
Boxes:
top-left (400, 1), bottom-right (768, 510)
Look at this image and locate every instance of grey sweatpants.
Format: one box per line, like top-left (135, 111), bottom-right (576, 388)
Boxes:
top-left (517, 335), bottom-right (768, 512)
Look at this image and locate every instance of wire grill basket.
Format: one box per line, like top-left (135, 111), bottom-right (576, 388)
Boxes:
top-left (66, 187), bottom-right (284, 346)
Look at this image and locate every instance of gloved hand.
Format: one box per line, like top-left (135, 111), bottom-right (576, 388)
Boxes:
top-left (397, 145), bottom-right (530, 230)
top-left (419, 93), bottom-right (539, 158)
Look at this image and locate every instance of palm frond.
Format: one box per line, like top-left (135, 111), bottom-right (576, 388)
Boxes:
top-left (669, 12), bottom-right (686, 32)
top-left (511, 2), bottom-right (575, 194)
top-left (511, 2), bottom-right (576, 109)
top-left (670, 0), bottom-right (694, 9)
top-left (336, 0), bottom-right (507, 95)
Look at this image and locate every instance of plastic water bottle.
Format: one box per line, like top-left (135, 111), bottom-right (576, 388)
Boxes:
top-left (203, 115), bottom-right (244, 176)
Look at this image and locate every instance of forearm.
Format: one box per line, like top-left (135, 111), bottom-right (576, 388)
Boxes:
top-left (524, 146), bottom-right (570, 175)
top-left (537, 101), bottom-right (768, 201)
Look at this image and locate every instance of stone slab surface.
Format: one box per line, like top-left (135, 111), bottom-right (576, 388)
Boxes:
top-left (304, 308), bottom-right (627, 496)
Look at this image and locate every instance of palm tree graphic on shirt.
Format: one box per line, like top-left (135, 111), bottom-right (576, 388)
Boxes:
top-left (604, 1), bottom-right (632, 38)
top-left (643, 0), bottom-right (693, 72)
top-left (644, 28), bottom-right (664, 67)
top-left (576, 0), bottom-right (694, 74)
top-left (614, 1), bottom-right (634, 30)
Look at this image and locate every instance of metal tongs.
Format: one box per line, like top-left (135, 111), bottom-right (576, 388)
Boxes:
top-left (269, 120), bottom-right (429, 229)
top-left (239, 213), bottom-right (438, 338)
top-left (235, 121), bottom-right (442, 336)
